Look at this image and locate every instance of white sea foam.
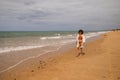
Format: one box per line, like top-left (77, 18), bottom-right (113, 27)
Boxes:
top-left (40, 36), bottom-right (61, 40)
top-left (85, 31), bottom-right (107, 39)
top-left (55, 33), bottom-right (60, 36)
top-left (0, 45), bottom-right (45, 54)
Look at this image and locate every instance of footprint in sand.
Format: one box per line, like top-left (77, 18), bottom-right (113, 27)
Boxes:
top-left (117, 77), bottom-right (120, 80)
top-left (31, 70), bottom-right (34, 72)
top-left (38, 66), bottom-right (40, 69)
top-left (39, 60), bottom-right (46, 65)
top-left (39, 60), bottom-right (47, 69)
top-left (102, 76), bottom-right (106, 78)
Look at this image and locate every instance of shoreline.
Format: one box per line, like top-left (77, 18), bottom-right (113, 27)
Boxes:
top-left (0, 33), bottom-right (103, 74)
top-left (0, 31), bottom-right (120, 80)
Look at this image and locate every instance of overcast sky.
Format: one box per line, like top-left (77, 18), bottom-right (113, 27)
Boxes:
top-left (0, 0), bottom-right (120, 31)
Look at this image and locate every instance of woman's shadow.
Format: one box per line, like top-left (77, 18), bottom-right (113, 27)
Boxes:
top-left (76, 52), bottom-right (85, 57)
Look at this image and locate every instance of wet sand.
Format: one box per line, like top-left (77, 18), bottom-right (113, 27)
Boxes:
top-left (0, 31), bottom-right (120, 80)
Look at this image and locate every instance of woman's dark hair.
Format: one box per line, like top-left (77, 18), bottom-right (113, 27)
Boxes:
top-left (78, 29), bottom-right (84, 34)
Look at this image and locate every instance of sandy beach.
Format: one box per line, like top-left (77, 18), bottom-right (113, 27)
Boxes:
top-left (0, 31), bottom-right (120, 80)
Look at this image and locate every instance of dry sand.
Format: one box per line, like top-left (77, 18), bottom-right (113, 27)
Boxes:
top-left (0, 31), bottom-right (120, 80)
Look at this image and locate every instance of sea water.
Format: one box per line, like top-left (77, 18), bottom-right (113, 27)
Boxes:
top-left (0, 31), bottom-right (107, 54)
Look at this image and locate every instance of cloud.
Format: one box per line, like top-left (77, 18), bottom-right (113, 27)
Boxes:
top-left (0, 0), bottom-right (120, 31)
top-left (23, 1), bottom-right (36, 6)
top-left (16, 9), bottom-right (51, 21)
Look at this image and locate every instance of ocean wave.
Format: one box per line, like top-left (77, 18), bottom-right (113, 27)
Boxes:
top-left (0, 45), bottom-right (45, 54)
top-left (40, 36), bottom-right (61, 40)
top-left (85, 31), bottom-right (107, 38)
